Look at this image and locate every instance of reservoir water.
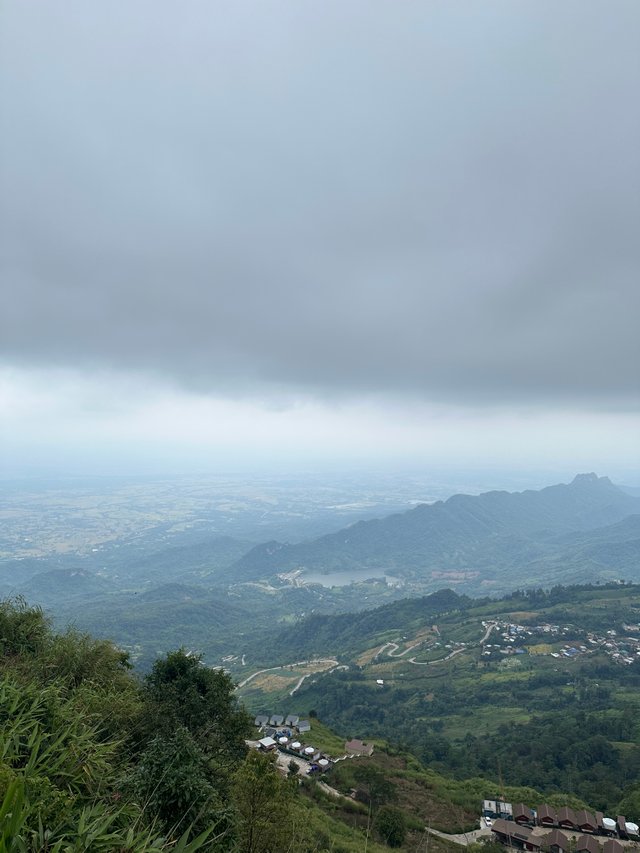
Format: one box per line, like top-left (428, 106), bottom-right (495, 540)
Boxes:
top-left (301, 568), bottom-right (400, 587)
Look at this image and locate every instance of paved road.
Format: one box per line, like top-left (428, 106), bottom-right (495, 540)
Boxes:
top-left (289, 673), bottom-right (309, 696)
top-left (249, 741), bottom-right (348, 800)
top-left (273, 749), bottom-right (310, 776)
top-left (408, 645), bottom-right (467, 666)
top-left (243, 622), bottom-right (499, 690)
top-left (406, 621), bottom-right (499, 666)
top-left (377, 640), bottom-right (422, 658)
top-left (480, 621), bottom-right (498, 643)
top-left (426, 823), bottom-right (491, 846)
top-left (237, 658), bottom-right (338, 689)
top-left (250, 739), bottom-right (494, 841)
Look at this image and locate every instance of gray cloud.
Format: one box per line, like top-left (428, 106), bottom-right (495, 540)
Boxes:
top-left (1, 0), bottom-right (639, 408)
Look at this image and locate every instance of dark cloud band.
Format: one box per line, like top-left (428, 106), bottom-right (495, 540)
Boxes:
top-left (2, 1), bottom-right (639, 408)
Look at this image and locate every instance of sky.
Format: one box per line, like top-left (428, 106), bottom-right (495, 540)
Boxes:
top-left (1, 1), bottom-right (639, 482)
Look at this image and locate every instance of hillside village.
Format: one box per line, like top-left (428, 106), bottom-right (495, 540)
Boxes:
top-left (251, 713), bottom-right (376, 777)
top-left (249, 713), bottom-right (640, 853)
top-left (486, 800), bottom-right (640, 852)
top-left (252, 714), bottom-right (334, 775)
top-left (480, 619), bottom-right (640, 665)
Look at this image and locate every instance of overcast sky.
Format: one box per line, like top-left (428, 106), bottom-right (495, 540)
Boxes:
top-left (1, 1), bottom-right (639, 481)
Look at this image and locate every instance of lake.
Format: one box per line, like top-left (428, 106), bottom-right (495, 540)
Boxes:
top-left (301, 568), bottom-right (400, 587)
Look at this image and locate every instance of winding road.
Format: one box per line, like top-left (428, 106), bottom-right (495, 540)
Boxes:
top-left (237, 658), bottom-right (339, 689)
top-left (238, 621), bottom-right (499, 691)
top-left (380, 620), bottom-right (499, 667)
top-left (376, 640), bottom-right (422, 658)
top-left (407, 645), bottom-right (467, 666)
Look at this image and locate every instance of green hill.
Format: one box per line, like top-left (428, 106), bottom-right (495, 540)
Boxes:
top-left (244, 588), bottom-right (470, 663)
top-left (230, 475), bottom-right (640, 591)
top-left (0, 598), bottom-right (420, 851)
top-left (235, 583), bottom-right (640, 816)
top-left (6, 592), bottom-right (640, 851)
top-left (0, 596), bottom-right (539, 853)
top-left (7, 475), bottom-right (639, 671)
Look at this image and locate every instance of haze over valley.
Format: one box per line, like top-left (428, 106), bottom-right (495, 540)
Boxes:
top-left (1, 1), bottom-right (639, 849)
top-left (2, 471), bottom-right (638, 669)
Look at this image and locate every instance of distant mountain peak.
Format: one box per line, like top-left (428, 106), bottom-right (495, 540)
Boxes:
top-left (571, 473), bottom-right (614, 487)
top-left (230, 473), bottom-right (639, 585)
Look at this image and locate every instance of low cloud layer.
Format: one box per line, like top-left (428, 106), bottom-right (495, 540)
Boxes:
top-left (2, 1), bottom-right (639, 409)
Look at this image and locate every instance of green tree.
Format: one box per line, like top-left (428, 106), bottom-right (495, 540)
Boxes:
top-left (144, 649), bottom-right (250, 762)
top-left (232, 751), bottom-right (306, 853)
top-left (374, 805), bottom-right (406, 848)
top-left (0, 597), bottom-right (49, 658)
top-left (0, 602), bottom-right (221, 851)
top-left (129, 726), bottom-right (228, 837)
top-left (0, 675), bottom-right (213, 851)
top-left (618, 784), bottom-right (640, 821)
top-left (352, 764), bottom-right (396, 807)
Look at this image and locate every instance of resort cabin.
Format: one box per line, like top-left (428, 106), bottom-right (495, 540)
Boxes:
top-left (557, 808), bottom-right (577, 831)
top-left (491, 819), bottom-right (542, 851)
top-left (541, 829), bottom-right (569, 853)
top-left (576, 811), bottom-right (598, 834)
top-left (345, 738), bottom-right (374, 757)
top-left (537, 805), bottom-right (557, 828)
top-left (576, 835), bottom-right (600, 853)
top-left (603, 840), bottom-right (624, 853)
top-left (514, 804), bottom-right (535, 826)
top-left (497, 802), bottom-right (514, 820)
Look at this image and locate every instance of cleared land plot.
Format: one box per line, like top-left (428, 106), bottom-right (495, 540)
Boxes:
top-left (239, 660), bottom-right (338, 696)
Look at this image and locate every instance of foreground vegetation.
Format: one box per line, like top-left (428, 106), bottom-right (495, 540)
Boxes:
top-left (6, 587), bottom-right (640, 850)
top-left (0, 598), bottom-right (463, 851)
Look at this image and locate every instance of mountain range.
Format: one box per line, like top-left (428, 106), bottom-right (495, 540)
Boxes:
top-left (231, 474), bottom-right (640, 592)
top-left (4, 473), bottom-right (639, 668)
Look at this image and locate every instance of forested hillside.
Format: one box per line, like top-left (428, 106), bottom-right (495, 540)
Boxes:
top-left (5, 588), bottom-right (640, 848)
top-left (5, 475), bottom-right (639, 671)
top-left (245, 588), bottom-right (469, 664)
top-left (0, 599), bottom-right (251, 850)
top-left (239, 584), bottom-right (640, 818)
top-left (0, 598), bottom-right (466, 852)
top-left (231, 475), bottom-right (640, 589)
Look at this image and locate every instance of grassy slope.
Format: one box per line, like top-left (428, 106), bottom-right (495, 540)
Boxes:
top-left (238, 584), bottom-right (640, 816)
